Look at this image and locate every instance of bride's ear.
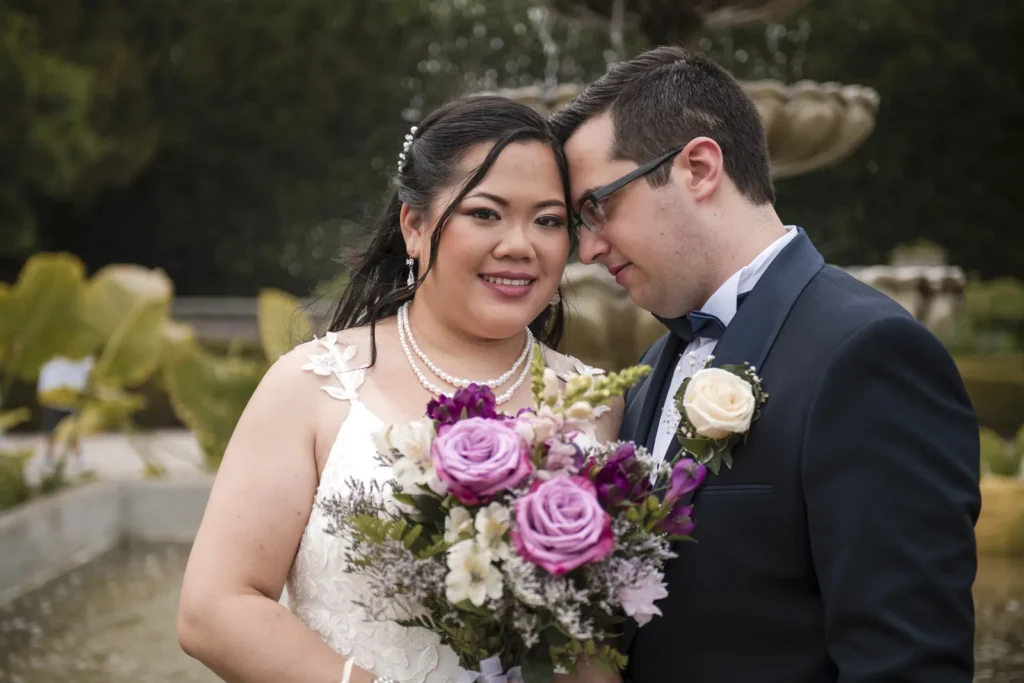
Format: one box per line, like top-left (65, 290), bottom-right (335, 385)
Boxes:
top-left (400, 203), bottom-right (427, 258)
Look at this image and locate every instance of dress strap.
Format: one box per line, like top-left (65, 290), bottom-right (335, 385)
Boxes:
top-left (300, 331), bottom-right (366, 403)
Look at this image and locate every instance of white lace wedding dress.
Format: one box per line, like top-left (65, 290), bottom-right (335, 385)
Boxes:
top-left (284, 333), bottom-right (603, 683)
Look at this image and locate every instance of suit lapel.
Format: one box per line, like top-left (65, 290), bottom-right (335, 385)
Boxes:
top-left (666, 230), bottom-right (825, 489)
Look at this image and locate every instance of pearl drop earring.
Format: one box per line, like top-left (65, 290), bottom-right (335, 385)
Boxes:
top-left (406, 257), bottom-right (416, 287)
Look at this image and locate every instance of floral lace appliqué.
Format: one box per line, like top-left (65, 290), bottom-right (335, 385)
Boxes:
top-left (290, 335), bottom-right (461, 682)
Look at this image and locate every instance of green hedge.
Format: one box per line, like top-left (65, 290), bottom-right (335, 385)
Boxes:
top-left (955, 355), bottom-right (1024, 437)
top-left (0, 451), bottom-right (32, 511)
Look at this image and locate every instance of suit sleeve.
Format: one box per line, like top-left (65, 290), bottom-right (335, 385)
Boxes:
top-left (802, 316), bottom-right (981, 683)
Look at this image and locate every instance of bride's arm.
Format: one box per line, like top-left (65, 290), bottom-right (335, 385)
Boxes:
top-left (177, 350), bottom-right (374, 683)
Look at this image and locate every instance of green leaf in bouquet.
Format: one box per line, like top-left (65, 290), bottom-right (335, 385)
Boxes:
top-left (578, 364), bottom-right (652, 407)
top-left (677, 437), bottom-right (713, 463)
top-left (392, 491), bottom-right (418, 509)
top-left (390, 519), bottom-right (409, 541)
top-left (411, 487), bottom-right (446, 525)
top-left (402, 524), bottom-right (423, 549)
top-left (668, 533), bottom-right (699, 543)
top-left (257, 288), bottom-right (313, 362)
top-left (530, 344), bottom-right (546, 404)
top-left (624, 506), bottom-right (641, 523)
top-left (349, 514), bottom-right (394, 543)
top-left (416, 538), bottom-right (450, 559)
top-left (453, 599), bottom-right (493, 617)
top-left (521, 652), bottom-right (555, 683)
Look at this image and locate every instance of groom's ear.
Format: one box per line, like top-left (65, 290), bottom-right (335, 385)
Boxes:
top-left (676, 136), bottom-right (724, 202)
top-left (400, 203), bottom-right (427, 257)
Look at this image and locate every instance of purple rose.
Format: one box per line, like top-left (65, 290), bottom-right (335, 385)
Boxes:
top-left (655, 503), bottom-right (695, 537)
top-left (586, 443), bottom-right (651, 507)
top-left (511, 476), bottom-right (614, 576)
top-left (665, 458), bottom-right (706, 505)
top-left (432, 418), bottom-right (531, 505)
top-left (427, 384), bottom-right (497, 426)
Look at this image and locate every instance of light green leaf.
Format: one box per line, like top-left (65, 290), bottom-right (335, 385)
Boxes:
top-left (0, 408), bottom-right (31, 432)
top-left (258, 288), bottom-right (313, 362)
top-left (91, 297), bottom-right (170, 388)
top-left (2, 252), bottom-right (86, 381)
top-left (75, 264), bottom-right (174, 358)
top-left (37, 386), bottom-right (83, 410)
top-left (162, 338), bottom-right (266, 469)
top-left (52, 389), bottom-right (147, 446)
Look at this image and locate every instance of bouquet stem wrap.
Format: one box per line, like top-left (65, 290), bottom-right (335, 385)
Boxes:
top-left (457, 655), bottom-right (523, 683)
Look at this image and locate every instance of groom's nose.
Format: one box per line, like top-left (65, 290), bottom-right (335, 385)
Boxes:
top-left (577, 227), bottom-right (608, 265)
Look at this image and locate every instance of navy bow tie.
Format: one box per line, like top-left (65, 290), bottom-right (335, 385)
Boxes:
top-left (658, 291), bottom-right (750, 345)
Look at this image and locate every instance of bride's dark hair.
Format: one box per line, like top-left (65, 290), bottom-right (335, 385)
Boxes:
top-left (327, 95), bottom-right (576, 364)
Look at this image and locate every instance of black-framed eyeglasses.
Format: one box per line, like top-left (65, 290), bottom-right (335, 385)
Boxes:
top-left (575, 145), bottom-right (686, 234)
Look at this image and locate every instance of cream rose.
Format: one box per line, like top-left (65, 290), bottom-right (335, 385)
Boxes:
top-left (682, 368), bottom-right (756, 439)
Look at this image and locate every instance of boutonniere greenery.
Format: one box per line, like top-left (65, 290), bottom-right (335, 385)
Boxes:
top-left (673, 359), bottom-right (768, 475)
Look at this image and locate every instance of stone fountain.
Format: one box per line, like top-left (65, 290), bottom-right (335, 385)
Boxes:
top-left (495, 0), bottom-right (964, 369)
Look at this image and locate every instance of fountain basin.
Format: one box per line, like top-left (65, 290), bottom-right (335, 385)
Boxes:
top-left (0, 478), bottom-right (213, 604)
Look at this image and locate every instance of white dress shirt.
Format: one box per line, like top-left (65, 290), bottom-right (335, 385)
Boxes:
top-left (651, 226), bottom-right (799, 463)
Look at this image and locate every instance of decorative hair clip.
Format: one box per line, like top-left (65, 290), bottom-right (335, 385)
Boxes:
top-left (397, 124), bottom-right (419, 172)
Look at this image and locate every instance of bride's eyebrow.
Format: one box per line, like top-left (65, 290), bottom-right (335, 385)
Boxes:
top-left (466, 192), bottom-right (565, 210)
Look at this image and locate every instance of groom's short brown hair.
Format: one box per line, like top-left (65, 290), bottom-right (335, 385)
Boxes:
top-left (551, 46), bottom-right (775, 205)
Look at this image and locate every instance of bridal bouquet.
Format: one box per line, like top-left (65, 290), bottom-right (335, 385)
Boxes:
top-left (320, 350), bottom-right (708, 682)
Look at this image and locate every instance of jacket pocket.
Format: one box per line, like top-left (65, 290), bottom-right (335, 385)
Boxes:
top-left (698, 484), bottom-right (775, 498)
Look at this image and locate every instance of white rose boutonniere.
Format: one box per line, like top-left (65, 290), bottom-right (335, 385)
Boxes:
top-left (673, 359), bottom-right (768, 474)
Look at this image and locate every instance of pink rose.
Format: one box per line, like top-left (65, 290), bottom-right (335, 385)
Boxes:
top-left (511, 476), bottom-right (614, 576)
top-left (432, 418), bottom-right (532, 505)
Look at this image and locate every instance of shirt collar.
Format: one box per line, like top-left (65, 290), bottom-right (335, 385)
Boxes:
top-left (698, 225), bottom-right (799, 327)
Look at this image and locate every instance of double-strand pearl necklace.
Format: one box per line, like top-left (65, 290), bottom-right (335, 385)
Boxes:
top-left (398, 302), bottom-right (533, 388)
top-left (397, 302), bottom-right (534, 405)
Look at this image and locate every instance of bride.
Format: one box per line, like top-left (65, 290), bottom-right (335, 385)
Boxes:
top-left (177, 95), bottom-right (624, 683)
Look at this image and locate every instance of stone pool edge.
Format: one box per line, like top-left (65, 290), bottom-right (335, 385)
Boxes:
top-left (0, 477), bottom-right (214, 604)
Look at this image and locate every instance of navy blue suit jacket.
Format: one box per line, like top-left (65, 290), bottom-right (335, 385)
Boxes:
top-left (619, 230), bottom-right (981, 683)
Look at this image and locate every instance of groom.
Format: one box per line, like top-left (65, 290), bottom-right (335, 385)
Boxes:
top-left (552, 47), bottom-right (981, 683)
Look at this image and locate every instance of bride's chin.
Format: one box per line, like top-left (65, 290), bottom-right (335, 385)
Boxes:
top-left (465, 308), bottom-right (543, 341)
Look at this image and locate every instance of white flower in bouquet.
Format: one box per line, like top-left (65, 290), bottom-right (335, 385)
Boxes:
top-left (445, 540), bottom-right (503, 607)
top-left (542, 367), bottom-right (561, 403)
top-left (474, 502), bottom-right (511, 560)
top-left (682, 368), bottom-right (756, 439)
top-left (374, 417), bottom-right (447, 494)
top-left (444, 506), bottom-right (475, 544)
top-left (618, 568), bottom-right (669, 627)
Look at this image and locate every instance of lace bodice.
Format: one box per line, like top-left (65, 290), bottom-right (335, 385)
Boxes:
top-left (285, 332), bottom-right (604, 682)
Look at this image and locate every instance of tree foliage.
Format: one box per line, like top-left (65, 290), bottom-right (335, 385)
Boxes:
top-left (1, 0), bottom-right (1019, 292)
top-left (2, 0), bottom-right (622, 294)
top-left (703, 0), bottom-right (1023, 277)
